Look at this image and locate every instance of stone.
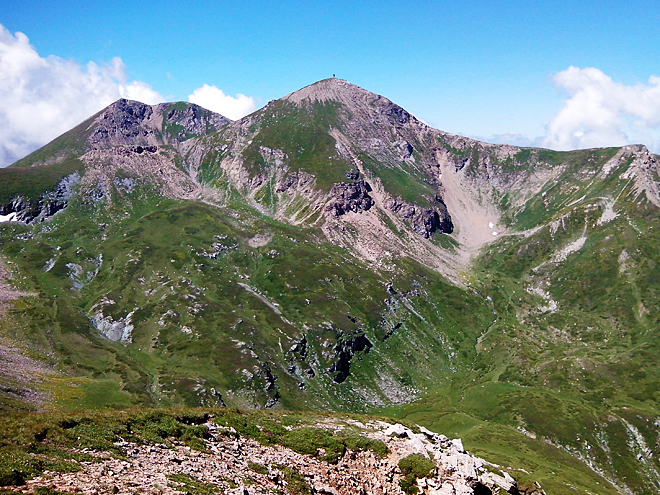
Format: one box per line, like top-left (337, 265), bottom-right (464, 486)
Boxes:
top-left (326, 180), bottom-right (374, 216)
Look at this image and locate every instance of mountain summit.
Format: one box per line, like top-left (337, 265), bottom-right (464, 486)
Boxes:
top-left (0, 80), bottom-right (660, 494)
top-left (282, 77), bottom-right (418, 123)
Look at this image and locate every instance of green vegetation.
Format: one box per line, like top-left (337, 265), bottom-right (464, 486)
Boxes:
top-left (278, 465), bottom-right (312, 495)
top-left (168, 473), bottom-right (225, 494)
top-left (3, 82), bottom-right (660, 495)
top-left (0, 159), bottom-right (82, 203)
top-left (379, 144), bottom-right (660, 495)
top-left (9, 115), bottom-right (94, 169)
top-left (359, 152), bottom-right (435, 204)
top-left (238, 99), bottom-right (351, 190)
top-left (248, 461), bottom-right (268, 475)
top-left (211, 410), bottom-right (388, 463)
top-left (0, 186), bottom-right (489, 413)
top-left (0, 408), bottom-right (392, 488)
top-left (161, 102), bottom-right (229, 142)
top-left (0, 172), bottom-right (629, 492)
top-left (398, 454), bottom-right (435, 494)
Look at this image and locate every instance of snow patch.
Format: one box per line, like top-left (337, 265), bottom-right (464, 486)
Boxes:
top-left (0, 212), bottom-right (18, 223)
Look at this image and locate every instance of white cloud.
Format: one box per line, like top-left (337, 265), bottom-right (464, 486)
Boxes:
top-left (119, 79), bottom-right (163, 104)
top-left (0, 24), bottom-right (163, 167)
top-left (188, 84), bottom-right (256, 120)
top-left (543, 66), bottom-right (660, 152)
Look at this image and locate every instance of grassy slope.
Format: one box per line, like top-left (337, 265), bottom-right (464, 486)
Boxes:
top-left (387, 147), bottom-right (660, 494)
top-left (0, 159), bottom-right (84, 204)
top-left (0, 183), bottom-right (489, 414)
top-left (0, 189), bottom-right (625, 494)
top-left (237, 99), bottom-right (352, 190)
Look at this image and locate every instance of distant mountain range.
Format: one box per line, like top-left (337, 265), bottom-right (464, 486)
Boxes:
top-left (1, 78), bottom-right (660, 494)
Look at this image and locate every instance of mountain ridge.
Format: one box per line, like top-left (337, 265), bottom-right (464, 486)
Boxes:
top-left (0, 79), bottom-right (660, 494)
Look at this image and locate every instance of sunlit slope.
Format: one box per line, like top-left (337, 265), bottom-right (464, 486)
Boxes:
top-left (1, 78), bottom-right (660, 493)
top-left (0, 189), bottom-right (491, 412)
top-left (391, 144), bottom-right (660, 494)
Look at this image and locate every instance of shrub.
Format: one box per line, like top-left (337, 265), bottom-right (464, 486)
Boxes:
top-left (398, 454), bottom-right (435, 494)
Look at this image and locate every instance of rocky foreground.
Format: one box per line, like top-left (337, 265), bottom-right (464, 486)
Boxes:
top-left (10, 419), bottom-right (527, 495)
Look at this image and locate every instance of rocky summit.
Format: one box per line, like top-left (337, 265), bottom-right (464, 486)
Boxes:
top-left (1, 78), bottom-right (660, 494)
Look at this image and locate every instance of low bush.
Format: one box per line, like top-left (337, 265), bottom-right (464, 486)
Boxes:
top-left (398, 454), bottom-right (436, 494)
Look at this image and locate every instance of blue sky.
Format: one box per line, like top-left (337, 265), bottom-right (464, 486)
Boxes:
top-left (1, 0), bottom-right (660, 165)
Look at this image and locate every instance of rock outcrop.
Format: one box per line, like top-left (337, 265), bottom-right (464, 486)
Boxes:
top-left (326, 180), bottom-right (374, 216)
top-left (328, 333), bottom-right (373, 383)
top-left (89, 99), bottom-right (231, 149)
top-left (385, 196), bottom-right (454, 238)
top-left (12, 419), bottom-right (520, 495)
top-left (0, 172), bottom-right (80, 225)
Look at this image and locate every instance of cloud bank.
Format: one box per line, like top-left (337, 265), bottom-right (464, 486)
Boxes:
top-left (188, 84), bottom-right (256, 120)
top-left (0, 24), bottom-right (164, 167)
top-left (542, 67), bottom-right (660, 152)
top-left (478, 68), bottom-right (660, 153)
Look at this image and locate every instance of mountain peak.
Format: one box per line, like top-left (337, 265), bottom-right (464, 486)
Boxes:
top-left (282, 77), bottom-right (386, 108)
top-left (278, 78), bottom-right (424, 137)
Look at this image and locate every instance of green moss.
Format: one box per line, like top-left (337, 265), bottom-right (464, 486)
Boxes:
top-left (248, 461), bottom-right (268, 475)
top-left (167, 473), bottom-right (223, 494)
top-left (398, 454), bottom-right (435, 494)
top-left (277, 465), bottom-right (312, 495)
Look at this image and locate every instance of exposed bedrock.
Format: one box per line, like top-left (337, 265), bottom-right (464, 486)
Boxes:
top-left (326, 179), bottom-right (374, 216)
top-left (328, 333), bottom-right (373, 383)
top-left (386, 195), bottom-right (454, 237)
top-left (0, 172), bottom-right (80, 224)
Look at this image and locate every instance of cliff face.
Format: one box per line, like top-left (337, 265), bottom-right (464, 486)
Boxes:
top-left (87, 99), bottom-right (231, 149)
top-left (0, 100), bottom-right (230, 225)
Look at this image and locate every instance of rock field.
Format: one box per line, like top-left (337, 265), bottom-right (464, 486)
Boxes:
top-left (13, 420), bottom-right (521, 495)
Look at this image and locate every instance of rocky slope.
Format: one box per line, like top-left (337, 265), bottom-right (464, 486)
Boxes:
top-left (1, 78), bottom-right (660, 494)
top-left (12, 421), bottom-right (524, 495)
top-left (0, 99), bottom-right (230, 223)
top-left (0, 409), bottom-right (527, 495)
